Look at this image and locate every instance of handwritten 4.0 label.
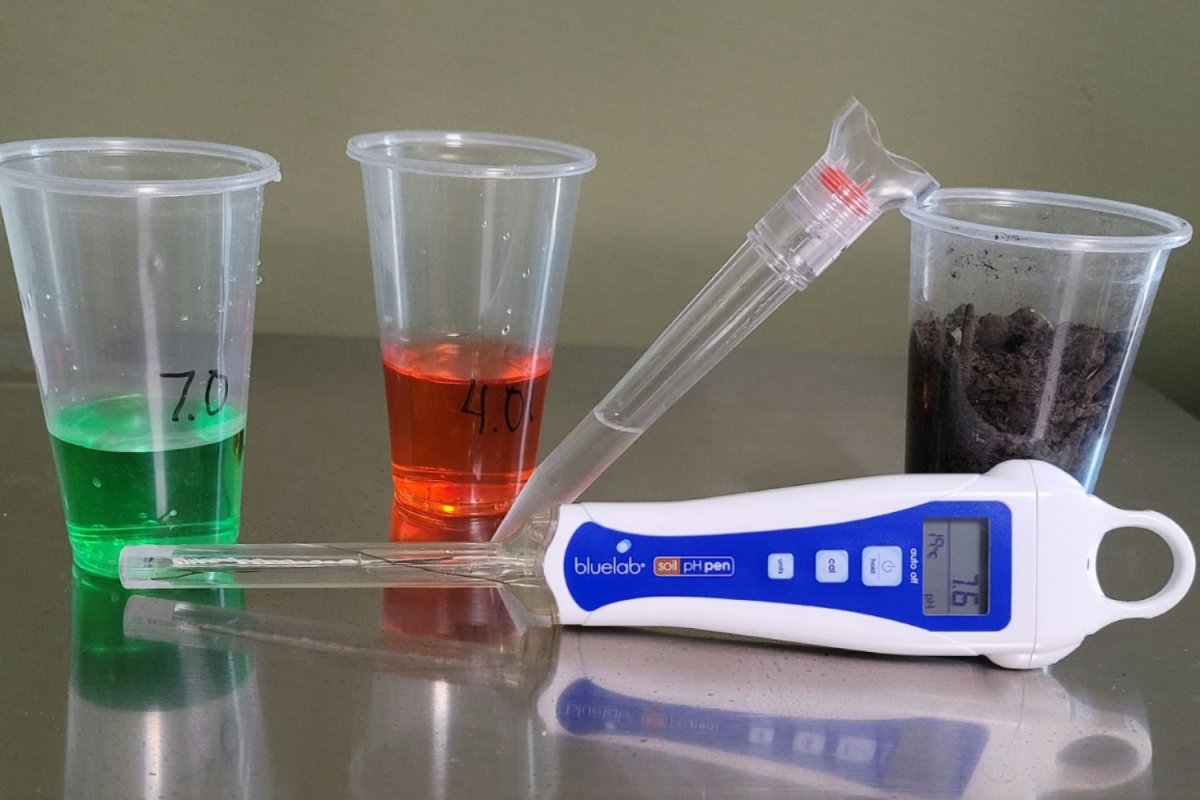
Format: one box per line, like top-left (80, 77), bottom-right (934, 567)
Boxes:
top-left (459, 379), bottom-right (535, 435)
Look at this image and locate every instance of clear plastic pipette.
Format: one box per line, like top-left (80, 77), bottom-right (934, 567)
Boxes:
top-left (493, 98), bottom-right (937, 540)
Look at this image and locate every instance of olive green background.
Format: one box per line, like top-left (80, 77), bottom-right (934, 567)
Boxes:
top-left (2, 0), bottom-right (1198, 416)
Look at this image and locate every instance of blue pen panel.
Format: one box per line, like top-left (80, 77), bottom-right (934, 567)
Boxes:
top-left (562, 501), bottom-right (1013, 631)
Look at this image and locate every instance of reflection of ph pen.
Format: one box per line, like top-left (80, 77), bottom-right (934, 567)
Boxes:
top-left (540, 631), bottom-right (1153, 799)
top-left (123, 595), bottom-right (1154, 799)
top-left (121, 461), bottom-right (1194, 669)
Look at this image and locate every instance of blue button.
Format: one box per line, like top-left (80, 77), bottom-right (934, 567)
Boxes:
top-left (862, 546), bottom-right (903, 587)
top-left (815, 550), bottom-right (848, 583)
top-left (768, 553), bottom-right (794, 580)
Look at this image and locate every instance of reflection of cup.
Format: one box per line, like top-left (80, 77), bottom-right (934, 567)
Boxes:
top-left (348, 132), bottom-right (594, 528)
top-left (354, 586), bottom-right (553, 800)
top-left (903, 190), bottom-right (1190, 490)
top-left (127, 581), bottom-right (555, 799)
top-left (71, 570), bottom-right (249, 708)
top-left (65, 571), bottom-right (268, 799)
top-left (0, 139), bottom-right (280, 576)
top-left (383, 585), bottom-right (519, 645)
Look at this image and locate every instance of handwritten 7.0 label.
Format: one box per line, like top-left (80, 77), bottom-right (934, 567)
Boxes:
top-left (654, 556), bottom-right (736, 577)
top-left (160, 369), bottom-right (230, 422)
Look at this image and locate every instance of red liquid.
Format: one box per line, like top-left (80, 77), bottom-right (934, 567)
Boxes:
top-left (382, 587), bottom-right (519, 644)
top-left (389, 500), bottom-right (499, 543)
top-left (382, 338), bottom-right (551, 520)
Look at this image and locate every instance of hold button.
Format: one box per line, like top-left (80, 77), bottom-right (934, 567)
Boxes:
top-left (862, 546), bottom-right (903, 587)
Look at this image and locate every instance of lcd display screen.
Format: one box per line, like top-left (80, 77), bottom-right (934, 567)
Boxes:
top-left (922, 519), bottom-right (988, 615)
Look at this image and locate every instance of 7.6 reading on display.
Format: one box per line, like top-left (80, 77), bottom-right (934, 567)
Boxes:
top-left (922, 519), bottom-right (989, 615)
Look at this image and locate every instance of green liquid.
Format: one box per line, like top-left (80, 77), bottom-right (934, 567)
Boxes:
top-left (49, 395), bottom-right (246, 578)
top-left (71, 569), bottom-right (249, 709)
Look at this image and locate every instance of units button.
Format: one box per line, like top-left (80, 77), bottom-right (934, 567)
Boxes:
top-left (862, 546), bottom-right (903, 587)
top-left (768, 553), bottom-right (794, 580)
top-left (815, 550), bottom-right (848, 583)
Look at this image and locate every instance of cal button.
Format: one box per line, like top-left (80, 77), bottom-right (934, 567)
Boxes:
top-left (815, 550), bottom-right (848, 583)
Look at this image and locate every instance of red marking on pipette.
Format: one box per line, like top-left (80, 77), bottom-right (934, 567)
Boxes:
top-left (818, 165), bottom-right (871, 217)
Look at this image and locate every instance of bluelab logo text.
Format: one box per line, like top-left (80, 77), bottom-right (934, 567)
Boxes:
top-left (574, 556), bottom-right (646, 576)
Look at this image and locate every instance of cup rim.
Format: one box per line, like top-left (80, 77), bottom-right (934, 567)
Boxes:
top-left (0, 138), bottom-right (281, 197)
top-left (346, 131), bottom-right (596, 179)
top-left (901, 188), bottom-right (1192, 253)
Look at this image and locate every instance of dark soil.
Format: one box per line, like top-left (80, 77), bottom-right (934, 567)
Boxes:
top-left (906, 303), bottom-right (1129, 480)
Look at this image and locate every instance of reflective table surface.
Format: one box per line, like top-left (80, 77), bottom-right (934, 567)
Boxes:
top-left (3, 333), bottom-right (1198, 799)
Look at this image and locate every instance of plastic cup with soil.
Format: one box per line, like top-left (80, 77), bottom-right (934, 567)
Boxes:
top-left (901, 189), bottom-right (1190, 491)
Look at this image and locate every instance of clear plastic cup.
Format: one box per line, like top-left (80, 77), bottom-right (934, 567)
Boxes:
top-left (347, 131), bottom-right (595, 527)
top-left (903, 189), bottom-right (1191, 491)
top-left (0, 138), bottom-right (280, 577)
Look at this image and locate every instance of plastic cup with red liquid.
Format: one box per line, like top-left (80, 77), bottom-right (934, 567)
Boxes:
top-left (347, 132), bottom-right (595, 535)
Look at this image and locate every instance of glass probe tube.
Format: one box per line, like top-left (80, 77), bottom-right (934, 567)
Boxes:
top-left (122, 541), bottom-right (536, 589)
top-left (120, 512), bottom-right (558, 595)
top-left (494, 99), bottom-right (937, 540)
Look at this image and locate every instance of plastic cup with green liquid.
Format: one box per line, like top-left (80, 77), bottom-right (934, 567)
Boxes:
top-left (0, 138), bottom-right (280, 577)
